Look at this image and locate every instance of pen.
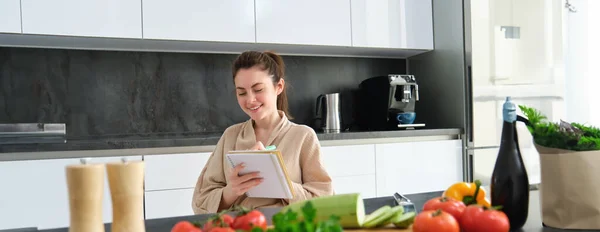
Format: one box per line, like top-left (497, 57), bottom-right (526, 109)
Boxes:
top-left (265, 145), bottom-right (276, 151)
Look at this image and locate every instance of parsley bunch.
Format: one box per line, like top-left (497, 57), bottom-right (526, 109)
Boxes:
top-left (519, 105), bottom-right (600, 151)
top-left (268, 201), bottom-right (343, 232)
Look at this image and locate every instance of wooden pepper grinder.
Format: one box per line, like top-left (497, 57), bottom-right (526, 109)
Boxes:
top-left (106, 157), bottom-right (146, 232)
top-left (65, 158), bottom-right (106, 232)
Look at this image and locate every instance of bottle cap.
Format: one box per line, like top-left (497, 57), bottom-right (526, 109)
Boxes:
top-left (503, 96), bottom-right (517, 123)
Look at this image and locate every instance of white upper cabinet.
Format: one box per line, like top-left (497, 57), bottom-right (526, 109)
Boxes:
top-left (351, 0), bottom-right (434, 49)
top-left (142, 0), bottom-right (255, 43)
top-left (0, 0), bottom-right (21, 33)
top-left (20, 0), bottom-right (142, 38)
top-left (255, 0), bottom-right (352, 46)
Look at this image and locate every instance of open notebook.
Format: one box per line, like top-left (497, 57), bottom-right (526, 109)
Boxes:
top-left (226, 150), bottom-right (295, 199)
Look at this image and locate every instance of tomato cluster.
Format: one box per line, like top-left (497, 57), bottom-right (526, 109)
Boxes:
top-left (412, 196), bottom-right (510, 232)
top-left (171, 208), bottom-right (267, 232)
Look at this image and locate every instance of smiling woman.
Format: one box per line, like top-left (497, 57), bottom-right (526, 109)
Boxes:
top-left (191, 50), bottom-right (334, 214)
top-left (233, 51), bottom-right (293, 125)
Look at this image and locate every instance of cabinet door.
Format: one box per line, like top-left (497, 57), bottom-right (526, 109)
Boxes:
top-left (21, 0), bottom-right (142, 38)
top-left (255, 0), bottom-right (352, 46)
top-left (351, 0), bottom-right (433, 49)
top-left (142, 0), bottom-right (255, 43)
top-left (0, 0), bottom-right (21, 33)
top-left (321, 144), bottom-right (376, 177)
top-left (0, 156), bottom-right (142, 230)
top-left (321, 144), bottom-right (377, 198)
top-left (144, 152), bottom-right (211, 191)
top-left (145, 188), bottom-right (195, 219)
top-left (375, 140), bottom-right (463, 196)
top-left (331, 175), bottom-right (377, 199)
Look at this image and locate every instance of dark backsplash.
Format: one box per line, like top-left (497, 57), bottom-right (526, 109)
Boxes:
top-left (0, 47), bottom-right (406, 138)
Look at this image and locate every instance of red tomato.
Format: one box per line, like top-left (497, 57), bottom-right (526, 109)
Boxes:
top-left (460, 205), bottom-right (510, 232)
top-left (231, 209), bottom-right (268, 231)
top-left (423, 196), bottom-right (467, 221)
top-left (171, 221), bottom-right (201, 232)
top-left (412, 209), bottom-right (460, 232)
top-left (203, 214), bottom-right (234, 232)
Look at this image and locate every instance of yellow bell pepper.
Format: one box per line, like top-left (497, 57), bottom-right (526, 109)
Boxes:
top-left (442, 180), bottom-right (491, 208)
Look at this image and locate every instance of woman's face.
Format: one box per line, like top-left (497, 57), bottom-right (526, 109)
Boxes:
top-left (234, 66), bottom-right (283, 121)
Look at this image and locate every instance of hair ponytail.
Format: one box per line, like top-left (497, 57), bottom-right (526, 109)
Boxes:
top-left (232, 50), bottom-right (293, 119)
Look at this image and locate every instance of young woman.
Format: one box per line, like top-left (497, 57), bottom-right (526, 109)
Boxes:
top-left (191, 51), bottom-right (334, 214)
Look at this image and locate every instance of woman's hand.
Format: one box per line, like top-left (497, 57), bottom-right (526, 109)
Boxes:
top-left (221, 141), bottom-right (266, 208)
top-left (250, 141), bottom-right (266, 150)
top-left (227, 163), bottom-right (263, 194)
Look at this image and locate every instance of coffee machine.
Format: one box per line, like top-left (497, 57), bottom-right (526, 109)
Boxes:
top-left (356, 74), bottom-right (422, 131)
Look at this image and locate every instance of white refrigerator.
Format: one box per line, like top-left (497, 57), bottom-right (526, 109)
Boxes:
top-left (465, 0), bottom-right (570, 187)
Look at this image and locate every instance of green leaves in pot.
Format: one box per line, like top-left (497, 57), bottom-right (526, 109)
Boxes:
top-left (518, 105), bottom-right (600, 151)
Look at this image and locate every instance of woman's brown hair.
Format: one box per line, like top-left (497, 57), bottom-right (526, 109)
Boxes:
top-left (232, 50), bottom-right (293, 119)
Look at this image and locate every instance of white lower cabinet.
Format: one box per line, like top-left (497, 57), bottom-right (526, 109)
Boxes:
top-left (144, 152), bottom-right (211, 191)
top-left (0, 156), bottom-right (142, 230)
top-left (145, 188), bottom-right (195, 220)
top-left (0, 139), bottom-right (463, 229)
top-left (375, 139), bottom-right (463, 196)
top-left (331, 175), bottom-right (377, 199)
top-left (142, 152), bottom-right (211, 219)
top-left (321, 140), bottom-right (463, 199)
top-left (321, 144), bottom-right (377, 198)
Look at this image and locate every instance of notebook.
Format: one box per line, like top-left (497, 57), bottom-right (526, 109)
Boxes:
top-left (226, 150), bottom-right (295, 199)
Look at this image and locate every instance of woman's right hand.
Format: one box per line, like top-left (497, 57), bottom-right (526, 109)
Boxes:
top-left (222, 163), bottom-right (264, 207)
top-left (227, 163), bottom-right (263, 196)
top-left (221, 141), bottom-right (266, 207)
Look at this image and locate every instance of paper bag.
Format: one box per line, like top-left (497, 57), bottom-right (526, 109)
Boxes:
top-left (536, 144), bottom-right (600, 229)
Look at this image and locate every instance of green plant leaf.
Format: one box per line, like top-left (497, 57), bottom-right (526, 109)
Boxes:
top-left (518, 104), bottom-right (600, 151)
top-left (270, 201), bottom-right (343, 232)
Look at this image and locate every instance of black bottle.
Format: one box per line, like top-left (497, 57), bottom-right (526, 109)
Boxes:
top-left (491, 97), bottom-right (530, 230)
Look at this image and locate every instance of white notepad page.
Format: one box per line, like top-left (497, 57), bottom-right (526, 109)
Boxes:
top-left (226, 152), bottom-right (294, 199)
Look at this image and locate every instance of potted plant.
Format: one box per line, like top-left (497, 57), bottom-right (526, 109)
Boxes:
top-left (518, 105), bottom-right (600, 230)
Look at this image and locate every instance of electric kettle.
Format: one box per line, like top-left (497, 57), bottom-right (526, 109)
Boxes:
top-left (314, 93), bottom-right (341, 133)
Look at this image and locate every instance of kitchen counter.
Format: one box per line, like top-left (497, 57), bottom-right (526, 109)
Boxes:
top-left (30, 190), bottom-right (598, 232)
top-left (0, 128), bottom-right (461, 161)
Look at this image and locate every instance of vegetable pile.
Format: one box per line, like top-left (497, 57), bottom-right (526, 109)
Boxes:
top-left (170, 192), bottom-right (418, 232)
top-left (171, 182), bottom-right (511, 232)
top-left (171, 205), bottom-right (266, 232)
top-left (519, 105), bottom-right (600, 151)
top-left (276, 192), bottom-right (415, 230)
top-left (410, 180), bottom-right (510, 232)
top-left (170, 193), bottom-right (359, 232)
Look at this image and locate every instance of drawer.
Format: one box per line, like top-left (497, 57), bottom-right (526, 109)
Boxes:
top-left (145, 188), bottom-right (195, 219)
top-left (144, 152), bottom-right (211, 191)
top-left (331, 174), bottom-right (377, 199)
top-left (321, 144), bottom-right (376, 177)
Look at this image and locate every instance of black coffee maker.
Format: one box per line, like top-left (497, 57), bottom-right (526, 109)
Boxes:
top-left (356, 74), bottom-right (420, 131)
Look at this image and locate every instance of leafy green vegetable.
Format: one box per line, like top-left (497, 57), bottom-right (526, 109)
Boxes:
top-left (268, 201), bottom-right (343, 232)
top-left (518, 105), bottom-right (600, 151)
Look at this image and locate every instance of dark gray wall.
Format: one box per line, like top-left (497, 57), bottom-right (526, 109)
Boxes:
top-left (408, 0), bottom-right (467, 131)
top-left (0, 47), bottom-right (406, 138)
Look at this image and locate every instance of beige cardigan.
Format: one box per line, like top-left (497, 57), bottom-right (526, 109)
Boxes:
top-left (191, 111), bottom-right (334, 214)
